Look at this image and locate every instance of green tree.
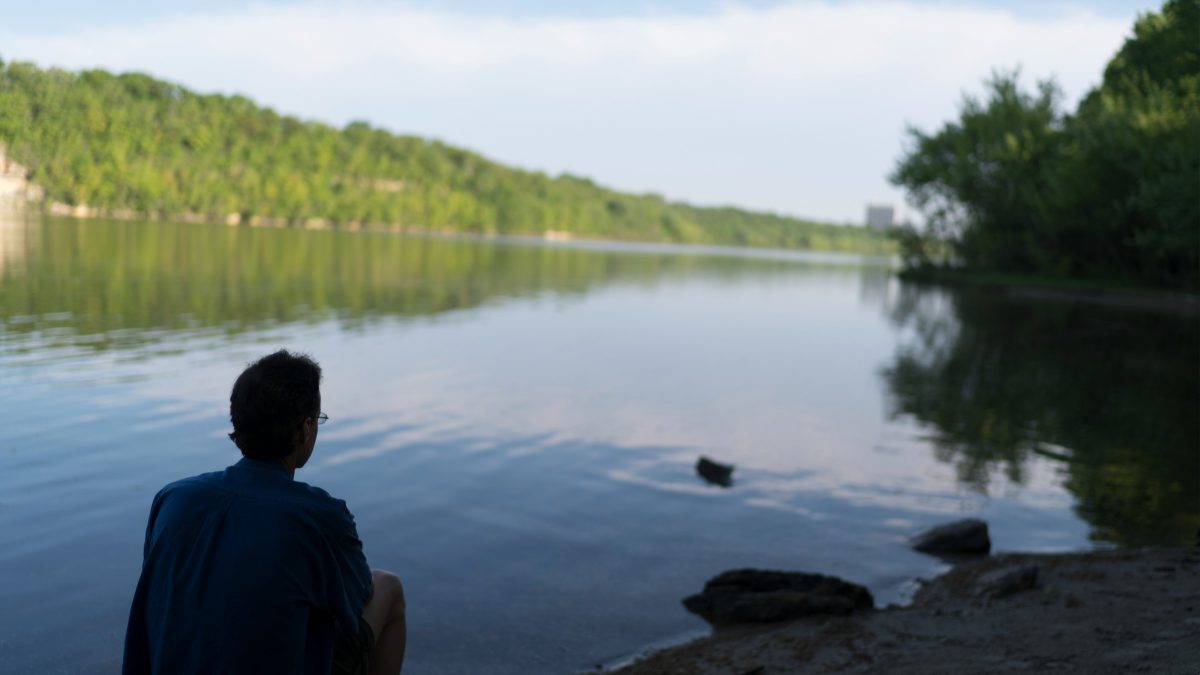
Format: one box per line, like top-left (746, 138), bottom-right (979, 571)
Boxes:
top-left (0, 59), bottom-right (893, 254)
top-left (890, 1), bottom-right (1199, 290)
top-left (890, 71), bottom-right (1065, 272)
top-left (1055, 0), bottom-right (1200, 288)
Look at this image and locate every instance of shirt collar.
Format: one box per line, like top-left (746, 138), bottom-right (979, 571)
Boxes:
top-left (235, 456), bottom-right (294, 477)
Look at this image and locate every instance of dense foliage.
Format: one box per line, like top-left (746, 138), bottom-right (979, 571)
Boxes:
top-left (0, 61), bottom-right (890, 254)
top-left (891, 0), bottom-right (1199, 290)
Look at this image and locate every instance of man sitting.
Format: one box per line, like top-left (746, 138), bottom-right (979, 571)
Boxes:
top-left (123, 350), bottom-right (406, 675)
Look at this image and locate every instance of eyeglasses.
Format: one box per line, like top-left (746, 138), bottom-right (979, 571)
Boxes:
top-left (313, 412), bottom-right (329, 425)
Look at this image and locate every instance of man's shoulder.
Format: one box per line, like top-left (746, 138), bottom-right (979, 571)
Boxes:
top-left (152, 467), bottom-right (357, 529)
top-left (154, 470), bottom-right (226, 500)
top-left (289, 479), bottom-right (358, 526)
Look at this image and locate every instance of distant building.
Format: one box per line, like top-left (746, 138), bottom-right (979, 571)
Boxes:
top-left (865, 204), bottom-right (894, 229)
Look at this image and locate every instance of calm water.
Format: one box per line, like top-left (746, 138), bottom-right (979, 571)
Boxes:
top-left (1, 216), bottom-right (1196, 674)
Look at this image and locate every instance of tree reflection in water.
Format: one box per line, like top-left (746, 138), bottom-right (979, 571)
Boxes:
top-left (881, 283), bottom-right (1199, 547)
top-left (0, 216), bottom-right (835, 354)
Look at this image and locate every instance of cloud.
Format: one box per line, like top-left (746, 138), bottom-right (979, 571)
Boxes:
top-left (1, 1), bottom-right (1135, 221)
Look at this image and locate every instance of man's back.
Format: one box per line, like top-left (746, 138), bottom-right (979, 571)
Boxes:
top-left (123, 458), bottom-right (372, 675)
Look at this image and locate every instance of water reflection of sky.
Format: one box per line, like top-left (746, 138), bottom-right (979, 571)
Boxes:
top-left (88, 272), bottom-right (1078, 515)
top-left (0, 224), bottom-right (1111, 674)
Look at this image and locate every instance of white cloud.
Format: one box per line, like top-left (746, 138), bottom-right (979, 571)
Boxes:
top-left (2, 1), bottom-right (1136, 221)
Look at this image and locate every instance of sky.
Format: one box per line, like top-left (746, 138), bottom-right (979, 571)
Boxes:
top-left (0, 0), bottom-right (1161, 224)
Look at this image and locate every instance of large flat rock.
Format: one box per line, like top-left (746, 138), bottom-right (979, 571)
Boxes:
top-left (682, 569), bottom-right (874, 625)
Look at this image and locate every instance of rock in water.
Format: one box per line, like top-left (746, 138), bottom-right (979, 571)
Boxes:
top-left (683, 569), bottom-right (874, 625)
top-left (696, 456), bottom-right (734, 487)
top-left (911, 518), bottom-right (991, 555)
top-left (974, 563), bottom-right (1039, 598)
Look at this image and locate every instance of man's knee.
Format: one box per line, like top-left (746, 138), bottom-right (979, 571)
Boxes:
top-left (371, 569), bottom-right (405, 613)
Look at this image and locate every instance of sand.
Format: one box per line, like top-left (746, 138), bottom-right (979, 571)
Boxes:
top-left (614, 547), bottom-right (1200, 674)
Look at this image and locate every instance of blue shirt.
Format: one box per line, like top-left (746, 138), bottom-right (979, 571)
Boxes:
top-left (123, 458), bottom-right (373, 675)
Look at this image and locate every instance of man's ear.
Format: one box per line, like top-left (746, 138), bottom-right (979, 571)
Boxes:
top-left (295, 417), bottom-right (313, 446)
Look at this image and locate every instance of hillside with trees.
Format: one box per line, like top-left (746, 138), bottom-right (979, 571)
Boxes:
top-left (890, 0), bottom-right (1198, 291)
top-left (0, 60), bottom-right (890, 253)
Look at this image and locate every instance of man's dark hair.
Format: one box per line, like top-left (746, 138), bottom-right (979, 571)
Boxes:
top-left (228, 350), bottom-right (322, 460)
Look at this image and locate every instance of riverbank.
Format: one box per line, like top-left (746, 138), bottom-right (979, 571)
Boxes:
top-left (0, 144), bottom-right (892, 257)
top-left (614, 547), bottom-right (1200, 674)
top-left (4, 205), bottom-right (897, 257)
top-left (898, 266), bottom-right (1200, 313)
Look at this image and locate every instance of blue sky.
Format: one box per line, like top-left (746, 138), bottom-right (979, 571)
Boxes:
top-left (2, 1), bottom-right (1161, 223)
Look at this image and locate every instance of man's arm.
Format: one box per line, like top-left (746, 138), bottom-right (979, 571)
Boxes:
top-left (123, 488), bottom-right (169, 675)
top-left (315, 500), bottom-right (374, 634)
top-left (316, 498), bottom-right (407, 674)
top-left (141, 487), bottom-right (169, 560)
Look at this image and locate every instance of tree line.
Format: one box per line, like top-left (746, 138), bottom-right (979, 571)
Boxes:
top-left (0, 60), bottom-right (891, 254)
top-left (890, 0), bottom-right (1198, 291)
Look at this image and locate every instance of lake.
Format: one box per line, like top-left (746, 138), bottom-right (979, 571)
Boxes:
top-left (1, 215), bottom-right (1196, 674)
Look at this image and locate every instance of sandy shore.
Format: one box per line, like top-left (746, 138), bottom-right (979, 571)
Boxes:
top-left (615, 547), bottom-right (1200, 674)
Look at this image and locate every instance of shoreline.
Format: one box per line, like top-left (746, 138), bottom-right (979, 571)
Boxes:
top-left (4, 209), bottom-right (898, 268)
top-left (898, 266), bottom-right (1199, 313)
top-left (612, 547), bottom-right (1200, 674)
top-left (7, 165), bottom-right (1191, 311)
top-left (3, 204), bottom-right (899, 258)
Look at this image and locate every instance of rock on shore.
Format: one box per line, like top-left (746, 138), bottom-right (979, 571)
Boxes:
top-left (682, 569), bottom-right (873, 625)
top-left (910, 518), bottom-right (991, 555)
